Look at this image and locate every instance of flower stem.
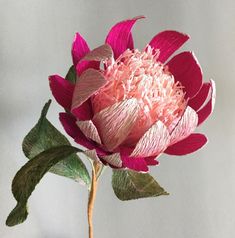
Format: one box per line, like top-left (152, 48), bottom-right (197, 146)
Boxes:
top-left (87, 162), bottom-right (100, 238)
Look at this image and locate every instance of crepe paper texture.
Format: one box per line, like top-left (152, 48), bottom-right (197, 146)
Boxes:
top-left (7, 16), bottom-right (216, 238)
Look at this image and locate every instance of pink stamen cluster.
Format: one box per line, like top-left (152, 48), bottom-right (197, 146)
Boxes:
top-left (91, 46), bottom-right (187, 145)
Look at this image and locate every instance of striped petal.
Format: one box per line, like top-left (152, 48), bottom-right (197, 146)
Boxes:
top-left (165, 133), bottom-right (207, 155)
top-left (197, 79), bottom-right (216, 126)
top-left (102, 153), bottom-right (123, 168)
top-left (49, 75), bottom-right (74, 109)
top-left (84, 149), bottom-right (101, 162)
top-left (76, 120), bottom-right (102, 144)
top-left (93, 99), bottom-right (139, 151)
top-left (131, 121), bottom-right (170, 157)
top-left (170, 106), bottom-right (198, 145)
top-left (149, 30), bottom-right (189, 63)
top-left (167, 51), bottom-right (203, 98)
top-left (105, 16), bottom-right (144, 59)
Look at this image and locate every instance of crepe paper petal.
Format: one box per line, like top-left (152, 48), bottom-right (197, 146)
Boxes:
top-left (188, 82), bottom-right (211, 111)
top-left (84, 149), bottom-right (101, 162)
top-left (144, 157), bottom-right (160, 166)
top-left (105, 16), bottom-right (144, 59)
top-left (197, 79), bottom-right (216, 126)
top-left (170, 106), bottom-right (198, 145)
top-left (76, 120), bottom-right (102, 144)
top-left (72, 33), bottom-right (90, 66)
top-left (76, 60), bottom-right (100, 76)
top-left (122, 156), bottom-right (148, 172)
top-left (127, 33), bottom-right (134, 49)
top-left (93, 99), bottom-right (139, 151)
top-left (149, 30), bottom-right (189, 63)
top-left (71, 69), bottom-right (107, 111)
top-left (167, 51), bottom-right (203, 99)
top-left (165, 133), bottom-right (207, 155)
top-left (131, 121), bottom-right (170, 157)
top-left (82, 44), bottom-right (113, 62)
top-left (102, 153), bottom-right (123, 168)
top-left (49, 75), bottom-right (74, 109)
top-left (72, 100), bottom-right (93, 121)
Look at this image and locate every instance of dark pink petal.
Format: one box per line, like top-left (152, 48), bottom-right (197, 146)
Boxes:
top-left (170, 106), bottom-right (198, 145)
top-left (165, 133), bottom-right (207, 155)
top-left (49, 75), bottom-right (74, 109)
top-left (82, 44), bottom-right (113, 62)
top-left (131, 121), bottom-right (170, 157)
top-left (188, 82), bottom-right (211, 111)
top-left (122, 156), bottom-right (148, 172)
top-left (144, 157), bottom-right (159, 166)
top-left (197, 79), bottom-right (216, 126)
top-left (76, 120), bottom-right (102, 144)
top-left (105, 16), bottom-right (144, 59)
top-left (149, 31), bottom-right (189, 63)
top-left (167, 51), bottom-right (203, 98)
top-left (76, 60), bottom-right (100, 76)
top-left (127, 33), bottom-right (134, 49)
top-left (71, 69), bottom-right (107, 111)
top-left (72, 33), bottom-right (90, 66)
top-left (72, 100), bottom-right (93, 121)
top-left (93, 99), bottom-right (139, 151)
top-left (102, 153), bottom-right (123, 168)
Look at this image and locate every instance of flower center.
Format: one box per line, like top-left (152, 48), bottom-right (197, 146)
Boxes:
top-left (91, 46), bottom-right (187, 145)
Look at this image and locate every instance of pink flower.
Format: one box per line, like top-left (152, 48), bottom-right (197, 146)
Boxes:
top-left (49, 16), bottom-right (216, 172)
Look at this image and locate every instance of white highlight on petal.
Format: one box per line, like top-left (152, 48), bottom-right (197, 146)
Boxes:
top-left (131, 120), bottom-right (170, 157)
top-left (102, 153), bottom-right (122, 168)
top-left (93, 99), bottom-right (139, 151)
top-left (76, 120), bottom-right (102, 144)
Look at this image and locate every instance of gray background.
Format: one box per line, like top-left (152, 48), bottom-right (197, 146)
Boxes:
top-left (0, 0), bottom-right (234, 237)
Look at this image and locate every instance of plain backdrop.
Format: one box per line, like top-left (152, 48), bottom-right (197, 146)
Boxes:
top-left (0, 0), bottom-right (234, 237)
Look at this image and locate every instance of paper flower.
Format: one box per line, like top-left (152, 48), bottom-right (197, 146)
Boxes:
top-left (49, 16), bottom-right (215, 172)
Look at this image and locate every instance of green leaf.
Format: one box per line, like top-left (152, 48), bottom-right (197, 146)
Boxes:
top-left (6, 145), bottom-right (80, 226)
top-left (112, 170), bottom-right (169, 201)
top-left (65, 65), bottom-right (76, 83)
top-left (22, 100), bottom-right (90, 186)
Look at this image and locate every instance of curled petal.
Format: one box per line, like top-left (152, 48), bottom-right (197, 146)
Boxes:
top-left (105, 16), bottom-right (144, 59)
top-left (131, 121), bottom-right (170, 157)
top-left (82, 44), bottom-right (113, 62)
top-left (93, 99), bottom-right (139, 151)
top-left (49, 75), bottom-right (74, 109)
top-left (170, 106), bottom-right (198, 145)
top-left (72, 100), bottom-right (93, 121)
top-left (72, 33), bottom-right (90, 66)
top-left (188, 82), bottom-right (211, 111)
top-left (102, 153), bottom-right (123, 168)
top-left (165, 133), bottom-right (207, 155)
top-left (167, 51), bottom-right (203, 98)
top-left (197, 79), bottom-right (216, 126)
top-left (76, 120), bottom-right (102, 144)
top-left (71, 69), bottom-right (107, 111)
top-left (149, 30), bottom-right (189, 63)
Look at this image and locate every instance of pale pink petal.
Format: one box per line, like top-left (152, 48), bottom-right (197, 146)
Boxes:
top-left (49, 75), bottom-right (74, 109)
top-left (76, 120), bottom-right (102, 144)
top-left (72, 33), bottom-right (90, 66)
top-left (188, 82), bottom-right (211, 111)
top-left (165, 133), bottom-right (207, 155)
top-left (197, 79), bottom-right (216, 126)
top-left (170, 106), bottom-right (198, 145)
top-left (102, 153), bottom-right (122, 168)
top-left (121, 157), bottom-right (148, 172)
top-left (82, 44), bottom-right (113, 62)
top-left (93, 99), bottom-right (139, 151)
top-left (167, 51), bottom-right (203, 98)
top-left (72, 100), bottom-right (93, 121)
top-left (84, 149), bottom-right (101, 162)
top-left (105, 16), bottom-right (144, 59)
top-left (131, 121), bottom-right (170, 157)
top-left (71, 69), bottom-right (107, 111)
top-left (149, 30), bottom-right (189, 63)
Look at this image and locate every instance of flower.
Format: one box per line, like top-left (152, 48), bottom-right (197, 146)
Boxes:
top-left (49, 16), bottom-right (216, 172)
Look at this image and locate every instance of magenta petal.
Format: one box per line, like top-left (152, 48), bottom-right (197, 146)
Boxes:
top-left (127, 33), bottom-right (134, 49)
top-left (167, 51), bottom-right (203, 98)
top-left (76, 60), bottom-right (100, 76)
top-left (144, 157), bottom-right (159, 166)
top-left (72, 100), bottom-right (93, 121)
top-left (149, 30), bottom-right (189, 63)
top-left (165, 133), bottom-right (207, 155)
top-left (122, 156), bottom-right (148, 172)
top-left (188, 82), bottom-right (211, 111)
top-left (72, 33), bottom-right (90, 66)
top-left (71, 69), bottom-right (107, 111)
top-left (197, 79), bottom-right (216, 126)
top-left (49, 75), bottom-right (74, 109)
top-left (105, 16), bottom-right (144, 59)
